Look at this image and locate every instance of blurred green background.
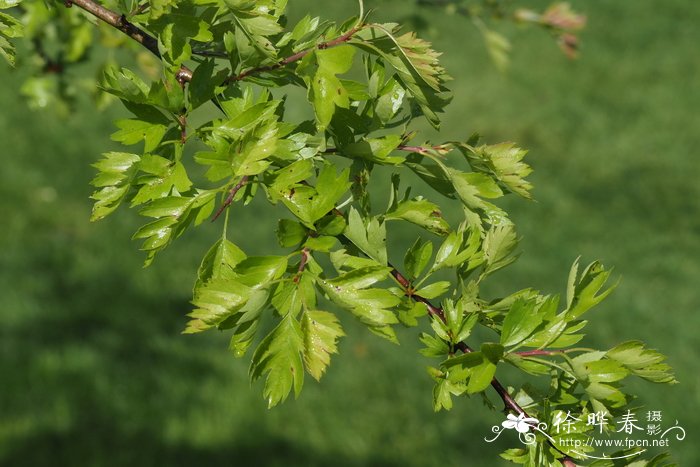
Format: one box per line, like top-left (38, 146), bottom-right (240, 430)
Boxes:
top-left (1, 0), bottom-right (698, 465)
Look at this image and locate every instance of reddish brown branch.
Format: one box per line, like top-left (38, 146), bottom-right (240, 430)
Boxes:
top-left (293, 248), bottom-right (310, 283)
top-left (388, 266), bottom-right (524, 412)
top-left (226, 26), bottom-right (363, 84)
top-left (389, 267), bottom-right (445, 320)
top-left (388, 264), bottom-right (576, 463)
top-left (64, 0), bottom-right (362, 88)
top-left (64, 0), bottom-right (193, 82)
top-left (388, 263), bottom-right (576, 464)
top-left (211, 176), bottom-right (249, 222)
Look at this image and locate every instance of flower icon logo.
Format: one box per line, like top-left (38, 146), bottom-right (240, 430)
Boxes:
top-left (502, 413), bottom-right (539, 433)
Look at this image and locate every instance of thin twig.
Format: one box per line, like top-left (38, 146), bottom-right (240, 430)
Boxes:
top-left (386, 262), bottom-right (576, 464)
top-left (64, 0), bottom-right (194, 82)
top-left (58, 3), bottom-right (575, 462)
top-left (324, 144), bottom-right (449, 156)
top-left (64, 0), bottom-right (362, 87)
top-left (211, 176), bottom-right (249, 222)
top-left (226, 25), bottom-right (363, 84)
top-left (515, 349), bottom-right (563, 357)
top-left (293, 248), bottom-right (310, 283)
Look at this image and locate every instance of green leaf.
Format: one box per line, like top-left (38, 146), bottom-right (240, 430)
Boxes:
top-left (280, 163), bottom-right (351, 227)
top-left (504, 354), bottom-right (551, 376)
top-left (90, 152), bottom-right (141, 221)
top-left (304, 235), bottom-right (337, 252)
top-left (133, 194), bottom-right (212, 266)
top-left (250, 314), bottom-right (305, 407)
top-left (565, 261), bottom-right (616, 319)
top-left (131, 156), bottom-right (192, 206)
top-left (189, 59), bottom-right (229, 109)
top-left (304, 45), bottom-right (356, 131)
top-left (0, 12), bottom-right (21, 35)
top-left (276, 219), bottom-right (307, 247)
top-left (0, 34), bottom-right (16, 66)
top-left (432, 227), bottom-right (482, 272)
top-left (319, 267), bottom-right (400, 342)
top-left (101, 67), bottom-right (150, 104)
top-left (420, 333), bottom-right (450, 358)
top-left (460, 142), bottom-right (533, 199)
top-left (271, 272), bottom-right (316, 318)
top-left (375, 78), bottom-right (406, 123)
top-left (404, 238), bottom-right (433, 279)
top-left (443, 346), bottom-right (501, 394)
top-left (111, 116), bottom-right (170, 153)
top-left (385, 197), bottom-right (450, 235)
top-left (397, 301), bottom-right (427, 327)
top-left (500, 299), bottom-right (542, 347)
top-left (0, 0), bottom-right (23, 9)
top-left (265, 159), bottom-right (313, 197)
top-left (234, 255), bottom-right (288, 288)
top-left (430, 368), bottom-right (467, 412)
top-left (414, 281), bottom-right (450, 299)
top-left (195, 237), bottom-right (247, 288)
top-left (341, 135), bottom-right (403, 164)
top-left (344, 207), bottom-right (388, 265)
top-left (187, 278), bottom-right (253, 332)
top-left (355, 25), bottom-right (450, 128)
top-left (301, 310), bottom-right (344, 381)
top-left (606, 341), bottom-right (677, 384)
top-left (232, 122), bottom-right (279, 177)
top-left (0, 11), bottom-right (22, 66)
top-left (151, 11), bottom-right (213, 65)
top-left (483, 223), bottom-right (518, 275)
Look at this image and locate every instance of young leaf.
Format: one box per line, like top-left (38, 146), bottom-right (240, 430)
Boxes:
top-left (565, 261), bottom-right (616, 319)
top-left (301, 310), bottom-right (345, 381)
top-left (304, 45), bottom-right (356, 131)
top-left (250, 314), bottom-right (305, 408)
top-left (606, 341), bottom-right (677, 384)
top-left (459, 142), bottom-right (533, 199)
top-left (195, 237), bottom-right (247, 288)
top-left (404, 238), bottom-right (433, 279)
top-left (500, 299), bottom-right (542, 347)
top-left (344, 207), bottom-right (388, 265)
top-left (90, 152), bottom-right (141, 221)
top-left (385, 198), bottom-right (450, 236)
top-left (483, 223), bottom-right (518, 276)
top-left (276, 219), bottom-right (307, 247)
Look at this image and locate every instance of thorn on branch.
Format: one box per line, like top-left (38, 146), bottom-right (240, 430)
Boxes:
top-left (211, 176), bottom-right (249, 222)
top-left (293, 248), bottom-right (310, 283)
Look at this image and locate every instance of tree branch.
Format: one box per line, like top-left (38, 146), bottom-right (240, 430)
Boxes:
top-left (64, 0), bottom-right (362, 87)
top-left (388, 262), bottom-right (577, 465)
top-left (58, 4), bottom-right (577, 462)
top-left (64, 0), bottom-right (193, 81)
top-left (293, 248), bottom-right (310, 283)
top-left (225, 25), bottom-right (363, 84)
top-left (388, 265), bottom-right (527, 413)
top-left (211, 176), bottom-right (249, 222)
